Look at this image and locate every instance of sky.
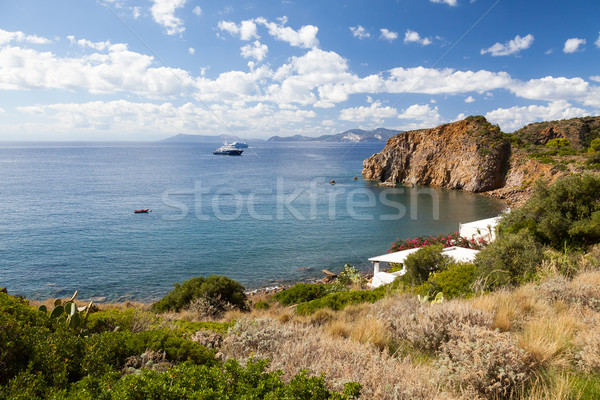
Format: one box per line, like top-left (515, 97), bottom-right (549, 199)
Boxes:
top-left (0, 0), bottom-right (599, 141)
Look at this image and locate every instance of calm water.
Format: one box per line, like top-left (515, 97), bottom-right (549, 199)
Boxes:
top-left (0, 141), bottom-right (505, 301)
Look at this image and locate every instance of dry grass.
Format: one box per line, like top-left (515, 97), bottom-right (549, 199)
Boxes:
top-left (517, 303), bottom-right (581, 367)
top-left (524, 371), bottom-right (581, 400)
top-left (222, 318), bottom-right (444, 399)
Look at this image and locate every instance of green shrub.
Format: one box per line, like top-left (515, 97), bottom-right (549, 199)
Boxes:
top-left (499, 174), bottom-right (600, 250)
top-left (273, 283), bottom-right (329, 306)
top-left (151, 275), bottom-right (248, 313)
top-left (546, 138), bottom-right (571, 149)
top-left (475, 231), bottom-right (544, 288)
top-left (253, 300), bottom-right (270, 310)
top-left (426, 263), bottom-right (477, 298)
top-left (86, 308), bottom-right (161, 334)
top-left (336, 264), bottom-right (365, 287)
top-left (295, 288), bottom-right (386, 315)
top-left (401, 245), bottom-right (452, 285)
top-left (65, 359), bottom-right (359, 400)
top-left (588, 138), bottom-right (600, 152)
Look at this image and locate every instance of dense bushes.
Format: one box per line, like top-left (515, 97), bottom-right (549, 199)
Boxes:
top-left (401, 245), bottom-right (452, 285)
top-left (499, 174), bottom-right (600, 250)
top-left (151, 275), bottom-right (248, 314)
top-left (389, 231), bottom-right (486, 252)
top-left (273, 283), bottom-right (329, 306)
top-left (425, 263), bottom-right (477, 298)
top-left (0, 291), bottom-right (360, 399)
top-left (475, 231), bottom-right (545, 288)
top-left (295, 288), bottom-right (386, 315)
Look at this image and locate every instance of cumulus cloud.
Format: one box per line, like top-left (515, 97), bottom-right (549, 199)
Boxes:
top-left (15, 100), bottom-right (317, 137)
top-left (563, 38), bottom-right (586, 53)
top-left (511, 76), bottom-right (589, 101)
top-left (350, 25), bottom-right (370, 39)
top-left (339, 101), bottom-right (397, 123)
top-left (150, 0), bottom-right (187, 35)
top-left (217, 20), bottom-right (259, 40)
top-left (590, 75), bottom-right (600, 83)
top-left (240, 41), bottom-right (268, 61)
top-left (380, 29), bottom-right (398, 42)
top-left (0, 28), bottom-right (51, 45)
top-left (480, 34), bottom-right (534, 56)
top-left (404, 30), bottom-right (432, 46)
top-left (485, 100), bottom-right (588, 132)
top-left (465, 96), bottom-right (475, 103)
top-left (430, 0), bottom-right (457, 6)
top-left (192, 6), bottom-right (202, 16)
top-left (255, 17), bottom-right (319, 48)
top-left (396, 104), bottom-right (443, 130)
top-left (0, 43), bottom-right (194, 97)
top-left (596, 32), bottom-right (600, 48)
top-left (67, 35), bottom-right (111, 51)
top-left (188, 47), bottom-right (195, 55)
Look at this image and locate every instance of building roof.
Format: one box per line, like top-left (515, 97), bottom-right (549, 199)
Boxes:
top-left (369, 246), bottom-right (480, 264)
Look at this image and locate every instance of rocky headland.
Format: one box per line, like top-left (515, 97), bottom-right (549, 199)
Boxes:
top-left (362, 116), bottom-right (584, 207)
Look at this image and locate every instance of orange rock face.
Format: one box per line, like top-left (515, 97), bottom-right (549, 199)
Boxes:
top-left (362, 119), bottom-right (511, 193)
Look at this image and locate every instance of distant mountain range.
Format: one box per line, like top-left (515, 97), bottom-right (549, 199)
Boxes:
top-left (267, 128), bottom-right (402, 142)
top-left (162, 128), bottom-right (402, 143)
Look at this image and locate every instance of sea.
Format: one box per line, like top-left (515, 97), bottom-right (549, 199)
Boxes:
top-left (0, 141), bottom-right (506, 302)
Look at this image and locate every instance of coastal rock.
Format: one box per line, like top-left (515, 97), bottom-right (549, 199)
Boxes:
top-left (513, 116), bottom-right (600, 149)
top-left (362, 117), bottom-right (511, 192)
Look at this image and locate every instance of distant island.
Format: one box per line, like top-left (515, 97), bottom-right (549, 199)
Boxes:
top-left (161, 127), bottom-right (402, 143)
top-left (267, 128), bottom-right (402, 142)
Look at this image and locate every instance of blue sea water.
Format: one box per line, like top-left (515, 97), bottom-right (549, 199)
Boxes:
top-left (0, 141), bottom-right (505, 302)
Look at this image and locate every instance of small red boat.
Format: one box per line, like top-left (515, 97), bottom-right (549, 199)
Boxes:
top-left (134, 208), bottom-right (150, 213)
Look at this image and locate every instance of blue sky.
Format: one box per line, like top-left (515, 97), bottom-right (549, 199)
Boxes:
top-left (0, 0), bottom-right (599, 140)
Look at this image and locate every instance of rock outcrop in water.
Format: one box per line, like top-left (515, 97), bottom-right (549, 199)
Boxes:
top-left (362, 117), bottom-right (511, 192)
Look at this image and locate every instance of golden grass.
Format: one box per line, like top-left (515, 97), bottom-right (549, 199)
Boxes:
top-left (517, 304), bottom-right (581, 367)
top-left (524, 371), bottom-right (581, 400)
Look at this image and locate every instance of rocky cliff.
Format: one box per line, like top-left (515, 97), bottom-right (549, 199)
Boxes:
top-left (513, 116), bottom-right (600, 149)
top-left (362, 117), bottom-right (511, 192)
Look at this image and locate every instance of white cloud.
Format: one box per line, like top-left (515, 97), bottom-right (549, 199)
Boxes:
top-left (511, 76), bottom-right (589, 101)
top-left (188, 47), bottom-right (195, 55)
top-left (0, 28), bottom-right (51, 45)
top-left (339, 101), bottom-right (397, 123)
top-left (350, 25), bottom-right (370, 39)
top-left (380, 29), bottom-right (398, 42)
top-left (563, 38), bottom-right (586, 53)
top-left (485, 100), bottom-right (589, 132)
top-left (545, 48), bottom-right (553, 55)
top-left (0, 43), bottom-right (194, 97)
top-left (430, 0), bottom-right (457, 6)
top-left (15, 100), bottom-right (317, 138)
top-left (465, 96), bottom-right (475, 103)
top-left (404, 30), bottom-right (432, 46)
top-left (192, 6), bottom-right (202, 16)
top-left (217, 20), bottom-right (259, 40)
top-left (0, 107), bottom-right (5, 113)
top-left (132, 6), bottom-right (141, 19)
top-left (385, 67), bottom-right (513, 94)
top-left (396, 104), bottom-right (443, 130)
top-left (240, 41), bottom-right (268, 61)
top-left (590, 75), bottom-right (600, 83)
top-left (150, 0), bottom-right (187, 36)
top-left (480, 34), bottom-right (534, 56)
top-left (67, 35), bottom-right (111, 51)
top-left (596, 32), bottom-right (600, 48)
top-left (255, 17), bottom-right (319, 49)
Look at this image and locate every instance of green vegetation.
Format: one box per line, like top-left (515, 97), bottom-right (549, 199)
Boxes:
top-left (400, 245), bottom-right (452, 285)
top-left (546, 138), bottom-right (571, 149)
top-left (589, 138), bottom-right (600, 152)
top-left (274, 283), bottom-right (329, 306)
top-left (295, 288), bottom-right (386, 315)
top-left (151, 275), bottom-right (248, 314)
top-left (423, 262), bottom-right (477, 298)
top-left (499, 174), bottom-right (600, 250)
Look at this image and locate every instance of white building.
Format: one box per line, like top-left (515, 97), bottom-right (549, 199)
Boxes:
top-left (369, 246), bottom-right (480, 288)
top-left (458, 216), bottom-right (501, 243)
